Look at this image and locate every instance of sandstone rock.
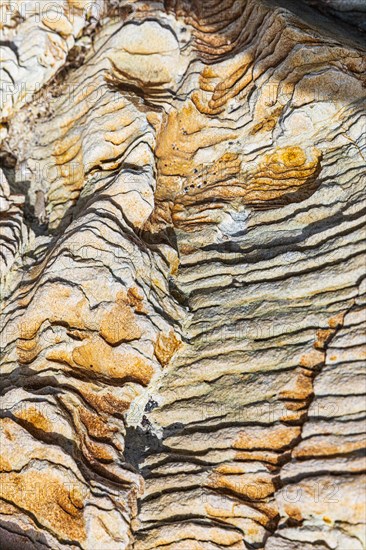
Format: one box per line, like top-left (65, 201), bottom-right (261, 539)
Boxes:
top-left (0, 1), bottom-right (365, 548)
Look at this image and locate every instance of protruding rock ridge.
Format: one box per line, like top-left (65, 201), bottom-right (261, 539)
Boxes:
top-left (0, 0), bottom-right (365, 548)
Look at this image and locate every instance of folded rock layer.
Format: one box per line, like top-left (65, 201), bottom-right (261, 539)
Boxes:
top-left (0, 0), bottom-right (365, 548)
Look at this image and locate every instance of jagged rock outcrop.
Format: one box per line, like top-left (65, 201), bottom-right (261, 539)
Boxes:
top-left (0, 1), bottom-right (365, 548)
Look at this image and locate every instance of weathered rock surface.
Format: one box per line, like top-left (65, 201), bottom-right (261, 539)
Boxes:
top-left (0, 1), bottom-right (365, 548)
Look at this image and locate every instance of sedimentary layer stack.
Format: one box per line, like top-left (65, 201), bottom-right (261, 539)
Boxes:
top-left (0, 1), bottom-right (365, 548)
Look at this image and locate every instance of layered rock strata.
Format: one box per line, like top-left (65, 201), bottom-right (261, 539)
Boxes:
top-left (0, 1), bottom-right (365, 548)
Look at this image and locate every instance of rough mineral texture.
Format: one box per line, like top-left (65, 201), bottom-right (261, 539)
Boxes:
top-left (0, 0), bottom-right (365, 548)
